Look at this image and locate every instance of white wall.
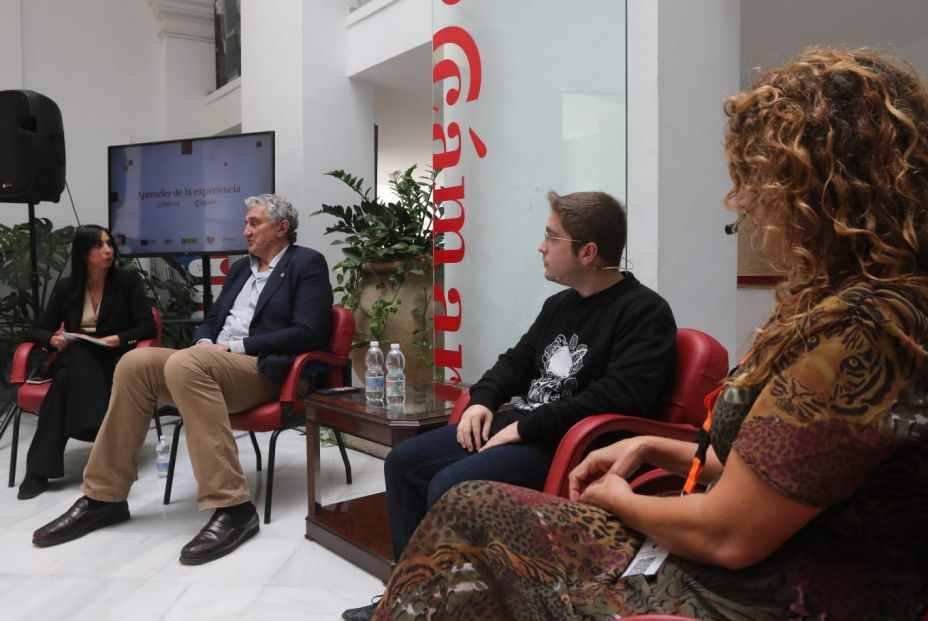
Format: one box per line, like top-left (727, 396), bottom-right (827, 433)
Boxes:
top-left (374, 84), bottom-right (432, 196)
top-left (734, 0), bottom-right (928, 359)
top-left (162, 36), bottom-right (215, 139)
top-left (240, 0), bottom-right (305, 213)
top-left (346, 0), bottom-right (431, 77)
top-left (5, 1), bottom-right (162, 230)
top-left (628, 0), bottom-right (740, 362)
top-left (0, 0), bottom-right (214, 233)
top-left (301, 0), bottom-right (376, 281)
top-left (0, 0), bottom-right (22, 87)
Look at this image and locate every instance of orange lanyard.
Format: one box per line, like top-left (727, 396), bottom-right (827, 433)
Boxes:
top-left (682, 350), bottom-right (753, 495)
top-left (682, 384), bottom-right (722, 495)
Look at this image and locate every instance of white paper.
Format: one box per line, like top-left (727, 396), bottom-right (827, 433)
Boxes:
top-left (61, 332), bottom-right (115, 347)
top-left (621, 537), bottom-right (670, 578)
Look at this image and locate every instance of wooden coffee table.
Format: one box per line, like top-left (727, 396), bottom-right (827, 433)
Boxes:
top-left (303, 381), bottom-right (467, 580)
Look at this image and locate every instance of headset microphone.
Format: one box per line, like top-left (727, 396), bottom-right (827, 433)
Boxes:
top-left (725, 213), bottom-right (746, 235)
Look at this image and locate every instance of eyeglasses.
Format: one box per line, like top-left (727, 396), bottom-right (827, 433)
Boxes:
top-left (543, 232), bottom-right (587, 248)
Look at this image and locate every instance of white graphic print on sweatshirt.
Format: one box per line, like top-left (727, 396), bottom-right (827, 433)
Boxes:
top-left (514, 333), bottom-right (589, 411)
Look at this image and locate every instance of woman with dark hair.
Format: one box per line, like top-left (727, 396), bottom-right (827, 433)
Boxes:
top-left (18, 224), bottom-right (155, 500)
top-left (366, 48), bottom-right (928, 620)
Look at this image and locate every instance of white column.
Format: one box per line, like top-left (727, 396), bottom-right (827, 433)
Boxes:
top-left (628, 0), bottom-right (740, 361)
top-left (301, 0), bottom-right (376, 278)
top-left (240, 0), bottom-right (306, 212)
top-left (148, 0), bottom-right (216, 138)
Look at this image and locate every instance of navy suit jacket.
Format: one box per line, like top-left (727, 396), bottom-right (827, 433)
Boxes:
top-left (193, 245), bottom-right (334, 385)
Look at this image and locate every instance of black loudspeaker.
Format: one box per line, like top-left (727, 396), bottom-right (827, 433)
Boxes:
top-left (0, 90), bottom-right (66, 203)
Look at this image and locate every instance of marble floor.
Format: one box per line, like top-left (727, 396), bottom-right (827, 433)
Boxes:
top-left (0, 412), bottom-right (387, 620)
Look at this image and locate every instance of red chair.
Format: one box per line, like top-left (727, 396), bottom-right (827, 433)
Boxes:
top-left (446, 328), bottom-right (729, 499)
top-left (162, 305), bottom-right (356, 524)
top-left (4, 307), bottom-right (164, 487)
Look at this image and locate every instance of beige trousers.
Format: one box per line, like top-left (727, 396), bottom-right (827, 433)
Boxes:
top-left (82, 347), bottom-right (280, 509)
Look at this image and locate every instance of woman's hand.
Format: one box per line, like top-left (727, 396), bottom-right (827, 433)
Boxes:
top-left (99, 335), bottom-right (121, 347)
top-left (456, 404), bottom-right (494, 451)
top-left (568, 436), bottom-right (650, 501)
top-left (579, 472), bottom-right (633, 514)
top-left (49, 334), bottom-right (69, 350)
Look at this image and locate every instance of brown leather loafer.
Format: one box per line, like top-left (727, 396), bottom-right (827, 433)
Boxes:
top-left (32, 497), bottom-right (130, 547)
top-left (179, 510), bottom-right (259, 565)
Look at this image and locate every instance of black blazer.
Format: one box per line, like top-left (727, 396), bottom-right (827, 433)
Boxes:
top-left (193, 245), bottom-right (334, 385)
top-left (29, 267), bottom-right (157, 352)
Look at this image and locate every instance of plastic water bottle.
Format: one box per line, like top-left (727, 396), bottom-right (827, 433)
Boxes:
top-left (156, 435), bottom-right (170, 478)
top-left (385, 343), bottom-right (406, 406)
top-left (364, 341), bottom-right (385, 405)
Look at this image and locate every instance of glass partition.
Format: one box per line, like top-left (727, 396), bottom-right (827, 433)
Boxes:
top-left (431, 0), bottom-right (627, 381)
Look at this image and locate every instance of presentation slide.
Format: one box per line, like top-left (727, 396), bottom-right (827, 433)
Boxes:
top-left (108, 132), bottom-right (274, 256)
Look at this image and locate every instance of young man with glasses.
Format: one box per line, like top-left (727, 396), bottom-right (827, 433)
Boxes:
top-left (342, 190), bottom-right (676, 621)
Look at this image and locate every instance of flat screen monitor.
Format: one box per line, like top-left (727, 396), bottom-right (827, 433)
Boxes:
top-left (108, 131), bottom-right (274, 257)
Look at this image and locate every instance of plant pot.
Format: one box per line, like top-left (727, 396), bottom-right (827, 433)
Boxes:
top-left (350, 257), bottom-right (436, 386)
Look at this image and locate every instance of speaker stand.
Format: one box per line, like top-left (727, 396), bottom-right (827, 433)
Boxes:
top-left (26, 202), bottom-right (41, 318)
top-left (200, 254), bottom-right (213, 313)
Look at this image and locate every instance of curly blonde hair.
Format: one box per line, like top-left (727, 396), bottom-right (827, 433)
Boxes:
top-left (724, 48), bottom-right (928, 386)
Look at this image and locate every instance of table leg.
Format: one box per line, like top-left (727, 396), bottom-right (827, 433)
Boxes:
top-left (306, 421), bottom-right (321, 516)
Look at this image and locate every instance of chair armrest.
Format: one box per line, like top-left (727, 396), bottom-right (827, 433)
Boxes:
top-left (543, 414), bottom-right (699, 498)
top-left (10, 341), bottom-right (40, 385)
top-left (447, 388), bottom-right (471, 425)
top-left (278, 351), bottom-right (351, 403)
top-left (629, 468), bottom-right (688, 496)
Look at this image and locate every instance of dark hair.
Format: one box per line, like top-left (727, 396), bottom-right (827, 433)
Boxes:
top-left (724, 47), bottom-right (928, 386)
top-left (546, 191), bottom-right (627, 266)
top-left (67, 224), bottom-right (115, 301)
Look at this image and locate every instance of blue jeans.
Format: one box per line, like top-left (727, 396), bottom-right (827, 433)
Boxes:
top-left (385, 423), bottom-right (553, 559)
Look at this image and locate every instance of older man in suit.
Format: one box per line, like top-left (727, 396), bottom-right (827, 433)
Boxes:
top-left (32, 194), bottom-right (333, 564)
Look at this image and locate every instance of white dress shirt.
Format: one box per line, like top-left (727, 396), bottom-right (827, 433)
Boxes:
top-left (199, 245), bottom-right (290, 353)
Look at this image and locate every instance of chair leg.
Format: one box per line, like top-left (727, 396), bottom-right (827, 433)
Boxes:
top-left (164, 419), bottom-right (184, 504)
top-left (153, 407), bottom-right (163, 439)
top-left (6, 404), bottom-right (22, 488)
top-left (0, 398), bottom-right (17, 440)
top-left (263, 428), bottom-right (286, 524)
top-left (249, 431), bottom-right (262, 472)
top-left (333, 430), bottom-right (353, 485)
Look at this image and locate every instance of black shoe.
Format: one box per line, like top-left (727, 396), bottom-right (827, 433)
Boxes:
top-left (341, 595), bottom-right (382, 621)
top-left (18, 473), bottom-right (49, 500)
top-left (32, 497), bottom-right (130, 547)
top-left (179, 509), bottom-right (260, 565)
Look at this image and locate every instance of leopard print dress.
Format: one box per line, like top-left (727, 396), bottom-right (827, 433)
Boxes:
top-left (373, 284), bottom-right (928, 620)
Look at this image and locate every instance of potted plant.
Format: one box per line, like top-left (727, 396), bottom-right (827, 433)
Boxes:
top-left (314, 165), bottom-right (440, 384)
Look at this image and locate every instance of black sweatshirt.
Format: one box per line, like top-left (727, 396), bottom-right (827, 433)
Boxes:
top-left (466, 273), bottom-right (677, 451)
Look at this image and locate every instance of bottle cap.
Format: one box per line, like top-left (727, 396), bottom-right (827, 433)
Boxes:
top-left (390, 343), bottom-right (400, 349)
top-left (370, 341), bottom-right (379, 347)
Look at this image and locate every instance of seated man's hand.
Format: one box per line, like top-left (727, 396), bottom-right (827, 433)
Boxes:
top-left (193, 341), bottom-right (231, 352)
top-left (479, 421), bottom-right (521, 452)
top-left (457, 404), bottom-right (494, 452)
top-left (568, 436), bottom-right (649, 502)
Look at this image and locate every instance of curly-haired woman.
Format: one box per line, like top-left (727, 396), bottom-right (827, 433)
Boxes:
top-left (366, 48), bottom-right (928, 620)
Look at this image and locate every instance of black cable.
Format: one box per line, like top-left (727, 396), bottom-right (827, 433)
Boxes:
top-left (64, 181), bottom-right (80, 225)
